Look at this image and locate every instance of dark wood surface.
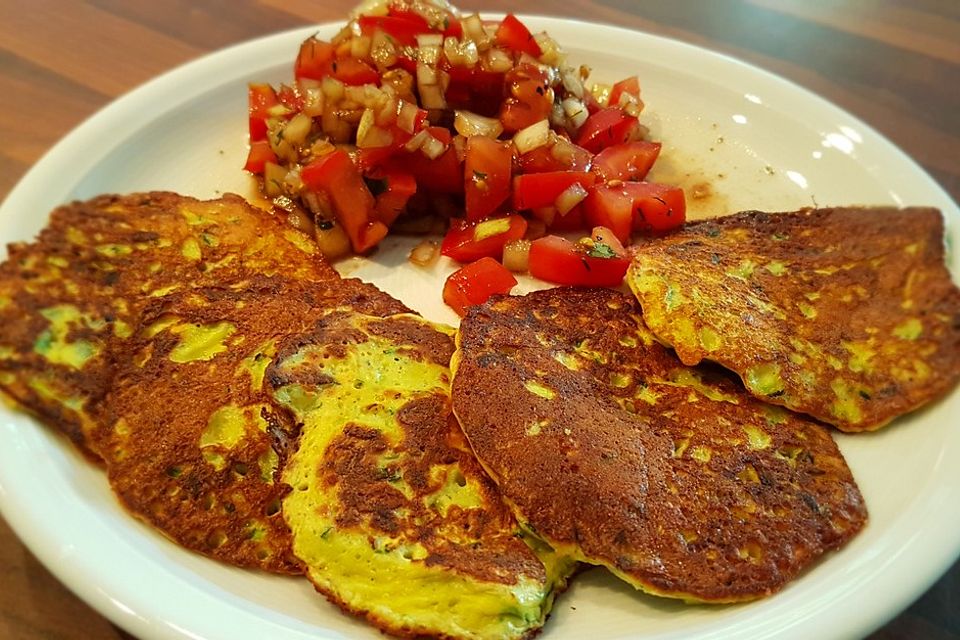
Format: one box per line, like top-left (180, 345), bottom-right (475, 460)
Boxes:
top-left (0, 1), bottom-right (957, 638)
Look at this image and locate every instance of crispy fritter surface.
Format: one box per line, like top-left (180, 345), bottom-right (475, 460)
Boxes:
top-left (92, 277), bottom-right (406, 573)
top-left (451, 288), bottom-right (866, 603)
top-left (268, 312), bottom-right (575, 638)
top-left (627, 207), bottom-right (960, 431)
top-left (0, 192), bottom-right (336, 456)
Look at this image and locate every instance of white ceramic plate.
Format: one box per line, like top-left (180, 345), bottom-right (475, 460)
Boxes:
top-left (1, 16), bottom-right (958, 640)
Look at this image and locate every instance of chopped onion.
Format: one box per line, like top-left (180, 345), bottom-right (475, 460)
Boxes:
top-left (351, 0), bottom-right (389, 18)
top-left (416, 62), bottom-right (438, 86)
top-left (502, 239), bottom-right (532, 272)
top-left (370, 29), bottom-right (398, 68)
top-left (416, 33), bottom-right (442, 66)
top-left (561, 67), bottom-right (585, 99)
top-left (357, 109), bottom-right (393, 147)
top-left (321, 77), bottom-right (345, 102)
top-left (452, 134), bottom-right (467, 162)
top-left (454, 110), bottom-right (503, 138)
top-left (301, 86), bottom-right (324, 118)
top-left (416, 33), bottom-right (443, 48)
top-left (462, 13), bottom-right (485, 42)
top-left (591, 83), bottom-right (612, 107)
top-left (396, 99), bottom-right (420, 134)
top-left (350, 35), bottom-right (372, 59)
top-left (263, 162), bottom-right (287, 198)
top-left (513, 119), bottom-right (551, 155)
top-left (551, 138), bottom-right (579, 165)
top-left (420, 133), bottom-right (447, 160)
top-left (561, 97), bottom-right (589, 129)
top-left (555, 182), bottom-right (588, 215)
top-left (314, 220), bottom-right (352, 260)
top-left (534, 33), bottom-right (562, 66)
top-left (408, 240), bottom-right (440, 267)
top-left (419, 83), bottom-right (447, 110)
top-left (282, 113), bottom-right (313, 146)
top-left (404, 129), bottom-right (431, 152)
top-left (482, 48), bottom-right (513, 73)
top-left (286, 207), bottom-right (315, 236)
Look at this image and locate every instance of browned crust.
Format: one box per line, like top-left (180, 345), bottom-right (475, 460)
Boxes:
top-left (452, 288), bottom-right (867, 602)
top-left (93, 277), bottom-right (406, 574)
top-left (628, 206), bottom-right (960, 431)
top-left (0, 192), bottom-right (338, 457)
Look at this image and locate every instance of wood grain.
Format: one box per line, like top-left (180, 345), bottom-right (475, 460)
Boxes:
top-left (0, 1), bottom-right (957, 638)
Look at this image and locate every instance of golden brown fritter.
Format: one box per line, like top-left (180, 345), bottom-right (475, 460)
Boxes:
top-left (627, 207), bottom-right (960, 431)
top-left (267, 312), bottom-right (576, 638)
top-left (0, 192), bottom-right (337, 457)
top-left (92, 276), bottom-right (407, 574)
top-left (451, 288), bottom-right (867, 603)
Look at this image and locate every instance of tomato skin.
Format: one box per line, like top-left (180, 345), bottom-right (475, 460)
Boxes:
top-left (330, 57), bottom-right (379, 86)
top-left (370, 170), bottom-right (417, 226)
top-left (294, 38), bottom-right (336, 81)
top-left (443, 257), bottom-right (518, 316)
top-left (608, 76), bottom-right (640, 107)
top-left (528, 235), bottom-right (630, 287)
top-left (575, 108), bottom-right (639, 153)
top-left (495, 14), bottom-right (542, 57)
top-left (243, 140), bottom-right (277, 174)
top-left (584, 181), bottom-right (687, 244)
top-left (358, 14), bottom-right (429, 46)
top-left (248, 84), bottom-right (278, 141)
top-left (628, 182), bottom-right (687, 234)
top-left (518, 142), bottom-right (593, 173)
top-left (441, 215), bottom-right (528, 263)
top-left (499, 64), bottom-right (554, 133)
top-left (301, 150), bottom-right (388, 253)
top-left (591, 141), bottom-right (661, 183)
top-left (512, 171), bottom-right (596, 210)
top-left (293, 36), bottom-right (378, 86)
top-left (464, 137), bottom-right (514, 221)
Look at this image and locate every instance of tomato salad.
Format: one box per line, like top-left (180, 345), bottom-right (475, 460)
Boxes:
top-left (245, 0), bottom-right (685, 315)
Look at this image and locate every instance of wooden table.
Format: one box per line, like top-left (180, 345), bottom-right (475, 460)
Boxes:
top-left (0, 1), bottom-right (957, 638)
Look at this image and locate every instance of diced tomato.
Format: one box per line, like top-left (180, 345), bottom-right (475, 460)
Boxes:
top-left (512, 171), bottom-right (596, 211)
top-left (383, 127), bottom-right (462, 195)
top-left (276, 84), bottom-right (304, 113)
top-left (358, 14), bottom-right (430, 46)
top-left (575, 108), bottom-right (639, 153)
top-left (301, 150), bottom-right (388, 253)
top-left (294, 37), bottom-right (336, 81)
top-left (495, 14), bottom-right (542, 57)
top-left (441, 215), bottom-right (528, 263)
top-left (529, 233), bottom-right (630, 287)
top-left (608, 76), bottom-right (640, 107)
top-left (243, 141), bottom-right (277, 175)
top-left (549, 204), bottom-right (586, 231)
top-left (585, 181), bottom-right (686, 243)
top-left (464, 137), bottom-right (513, 220)
top-left (443, 257), bottom-right (518, 316)
top-left (248, 84), bottom-right (278, 142)
top-left (444, 67), bottom-right (504, 115)
top-left (356, 145), bottom-right (399, 174)
top-left (330, 57), bottom-right (379, 86)
top-left (500, 64), bottom-right (554, 133)
top-left (389, 6), bottom-right (463, 39)
top-left (369, 170), bottom-right (417, 225)
top-left (293, 36), bottom-right (378, 86)
top-left (591, 141), bottom-right (661, 183)
top-left (520, 143), bottom-right (593, 174)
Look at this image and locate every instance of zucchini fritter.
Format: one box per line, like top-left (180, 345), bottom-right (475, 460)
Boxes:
top-left (0, 192), bottom-right (336, 456)
top-left (627, 207), bottom-right (960, 431)
top-left (268, 312), bottom-right (576, 638)
top-left (452, 288), bottom-right (866, 603)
